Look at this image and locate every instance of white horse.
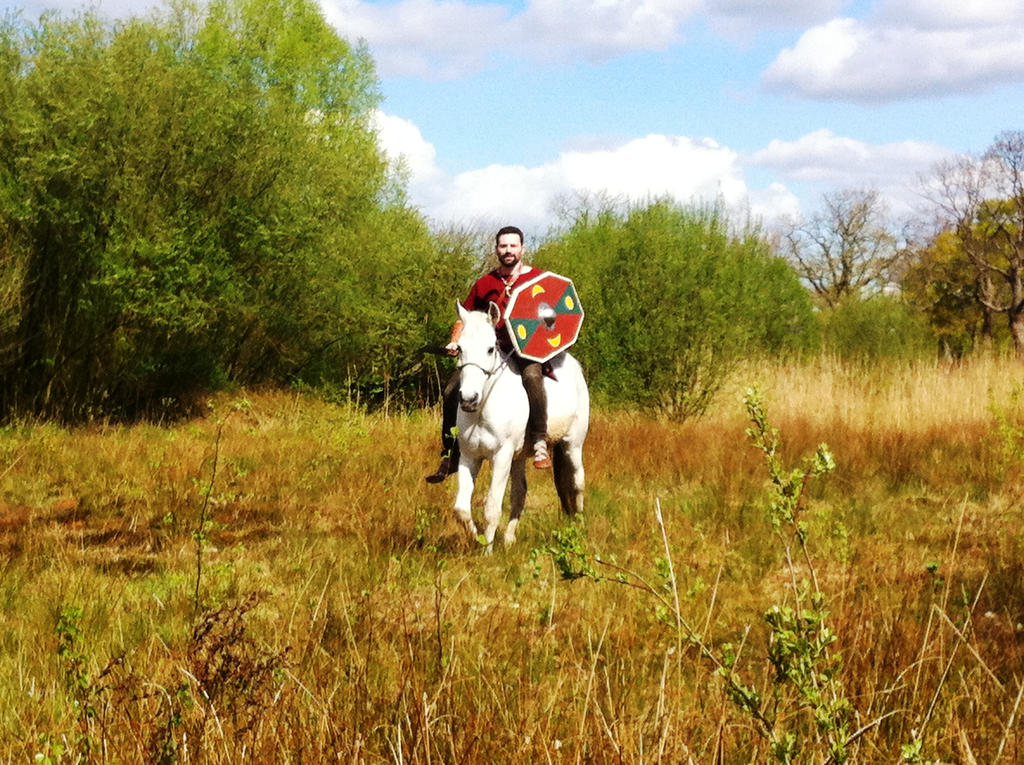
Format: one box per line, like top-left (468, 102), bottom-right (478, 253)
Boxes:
top-left (453, 301), bottom-right (590, 549)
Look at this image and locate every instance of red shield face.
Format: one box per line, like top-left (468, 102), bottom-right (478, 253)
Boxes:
top-left (504, 271), bottom-right (584, 362)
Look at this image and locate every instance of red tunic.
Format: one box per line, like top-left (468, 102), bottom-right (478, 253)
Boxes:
top-left (461, 266), bottom-right (537, 353)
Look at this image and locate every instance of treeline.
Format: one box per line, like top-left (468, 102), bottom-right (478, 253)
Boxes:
top-left (0, 0), bottom-right (1018, 424)
top-left (0, 0), bottom-right (815, 423)
top-left (782, 136), bottom-right (1024, 362)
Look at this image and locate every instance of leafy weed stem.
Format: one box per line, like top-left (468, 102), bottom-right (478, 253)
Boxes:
top-left (589, 552), bottom-right (776, 741)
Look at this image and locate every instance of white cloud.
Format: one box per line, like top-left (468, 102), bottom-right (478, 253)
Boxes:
top-left (374, 114), bottom-right (958, 229)
top-left (705, 0), bottom-right (844, 39)
top-left (750, 128), bottom-right (950, 181)
top-left (874, 0), bottom-right (1024, 31)
top-left (747, 182), bottom-right (801, 222)
top-left (763, 16), bottom-right (1024, 101)
top-left (558, 134), bottom-right (745, 201)
top-left (318, 0), bottom-right (701, 78)
top-left (325, 0), bottom-right (1024, 100)
top-left (438, 134), bottom-right (751, 231)
top-left (371, 110), bottom-right (442, 182)
top-left (374, 115), bottom-right (776, 230)
top-left (374, 114), bottom-right (748, 224)
top-left (748, 129), bottom-right (952, 214)
top-left (318, 0), bottom-right (510, 79)
top-left (516, 0), bottom-right (701, 61)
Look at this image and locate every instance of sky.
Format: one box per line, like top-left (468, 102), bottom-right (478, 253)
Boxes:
top-left (10, 0), bottom-right (1024, 238)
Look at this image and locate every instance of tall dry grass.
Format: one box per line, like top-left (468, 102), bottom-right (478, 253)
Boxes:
top-left (0, 355), bottom-right (1022, 763)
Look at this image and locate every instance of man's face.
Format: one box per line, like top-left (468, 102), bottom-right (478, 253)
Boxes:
top-left (495, 233), bottom-right (524, 268)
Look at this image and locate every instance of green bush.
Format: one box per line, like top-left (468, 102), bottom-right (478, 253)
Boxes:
top-left (819, 296), bottom-right (935, 361)
top-left (0, 1), bottom-right (466, 421)
top-left (535, 198), bottom-right (816, 419)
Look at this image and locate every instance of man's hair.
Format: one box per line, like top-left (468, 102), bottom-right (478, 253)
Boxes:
top-left (495, 225), bottom-right (524, 245)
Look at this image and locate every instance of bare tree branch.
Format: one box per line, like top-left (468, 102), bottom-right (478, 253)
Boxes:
top-left (780, 188), bottom-right (900, 308)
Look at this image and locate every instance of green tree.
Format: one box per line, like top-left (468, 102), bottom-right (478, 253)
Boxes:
top-left (919, 132), bottom-right (1024, 358)
top-left (310, 210), bottom-right (480, 408)
top-left (980, 132), bottom-right (1024, 355)
top-left (0, 18), bottom-right (23, 356)
top-left (0, 0), bottom-right (453, 420)
top-left (902, 230), bottom-right (1002, 357)
top-left (535, 197), bottom-right (816, 419)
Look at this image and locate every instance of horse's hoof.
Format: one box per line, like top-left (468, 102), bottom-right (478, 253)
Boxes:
top-left (503, 520), bottom-right (519, 547)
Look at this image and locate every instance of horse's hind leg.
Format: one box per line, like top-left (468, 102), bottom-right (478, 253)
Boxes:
top-left (504, 457), bottom-right (527, 547)
top-left (552, 441), bottom-right (585, 516)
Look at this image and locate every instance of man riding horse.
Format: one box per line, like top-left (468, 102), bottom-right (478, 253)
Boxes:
top-left (426, 225), bottom-right (551, 483)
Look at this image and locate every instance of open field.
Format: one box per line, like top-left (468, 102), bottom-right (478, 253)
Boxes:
top-left (2, 356), bottom-right (1024, 763)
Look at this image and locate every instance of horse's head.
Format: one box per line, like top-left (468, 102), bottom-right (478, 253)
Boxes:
top-left (455, 301), bottom-right (503, 412)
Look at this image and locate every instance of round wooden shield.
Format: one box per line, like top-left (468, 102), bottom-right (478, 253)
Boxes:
top-left (504, 271), bottom-right (584, 362)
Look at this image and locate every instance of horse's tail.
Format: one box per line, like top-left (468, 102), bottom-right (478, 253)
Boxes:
top-left (552, 442), bottom-right (581, 516)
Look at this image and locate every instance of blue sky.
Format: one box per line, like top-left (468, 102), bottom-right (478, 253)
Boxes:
top-left (12, 0), bottom-right (1024, 237)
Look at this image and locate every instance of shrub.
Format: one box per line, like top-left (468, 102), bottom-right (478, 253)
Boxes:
top-left (535, 198), bottom-right (816, 419)
top-left (0, 1), bottom-right (462, 421)
top-left (819, 296), bottom-right (935, 362)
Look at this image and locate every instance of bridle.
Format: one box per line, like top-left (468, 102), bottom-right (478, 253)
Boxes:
top-left (456, 352), bottom-right (507, 378)
top-left (456, 347), bottom-right (511, 409)
top-left (456, 340), bottom-right (510, 378)
top-left (456, 359), bottom-right (500, 377)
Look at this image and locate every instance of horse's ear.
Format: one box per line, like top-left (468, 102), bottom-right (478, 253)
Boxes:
top-left (456, 300), bottom-right (469, 323)
top-left (487, 301), bottom-right (502, 327)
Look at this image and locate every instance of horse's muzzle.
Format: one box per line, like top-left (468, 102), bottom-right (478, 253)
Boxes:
top-left (459, 392), bottom-right (480, 412)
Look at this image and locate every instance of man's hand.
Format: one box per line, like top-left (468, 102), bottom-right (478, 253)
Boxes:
top-left (447, 319), bottom-right (464, 356)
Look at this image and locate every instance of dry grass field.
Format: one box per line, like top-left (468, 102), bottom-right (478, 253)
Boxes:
top-left (1, 355), bottom-right (1023, 763)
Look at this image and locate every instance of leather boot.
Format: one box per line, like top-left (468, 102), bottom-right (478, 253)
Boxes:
top-left (425, 456), bottom-right (455, 483)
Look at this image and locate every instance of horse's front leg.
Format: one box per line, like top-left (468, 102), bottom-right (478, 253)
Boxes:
top-left (503, 455), bottom-right (527, 547)
top-left (453, 455), bottom-right (482, 538)
top-left (482, 446), bottom-right (515, 552)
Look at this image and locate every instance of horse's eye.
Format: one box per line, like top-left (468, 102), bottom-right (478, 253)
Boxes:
top-left (487, 346), bottom-right (495, 355)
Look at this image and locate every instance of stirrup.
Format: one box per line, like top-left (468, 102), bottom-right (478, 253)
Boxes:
top-left (532, 441), bottom-right (551, 469)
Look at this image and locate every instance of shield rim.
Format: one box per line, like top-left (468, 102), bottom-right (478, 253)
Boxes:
top-left (504, 270), bottom-right (584, 363)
